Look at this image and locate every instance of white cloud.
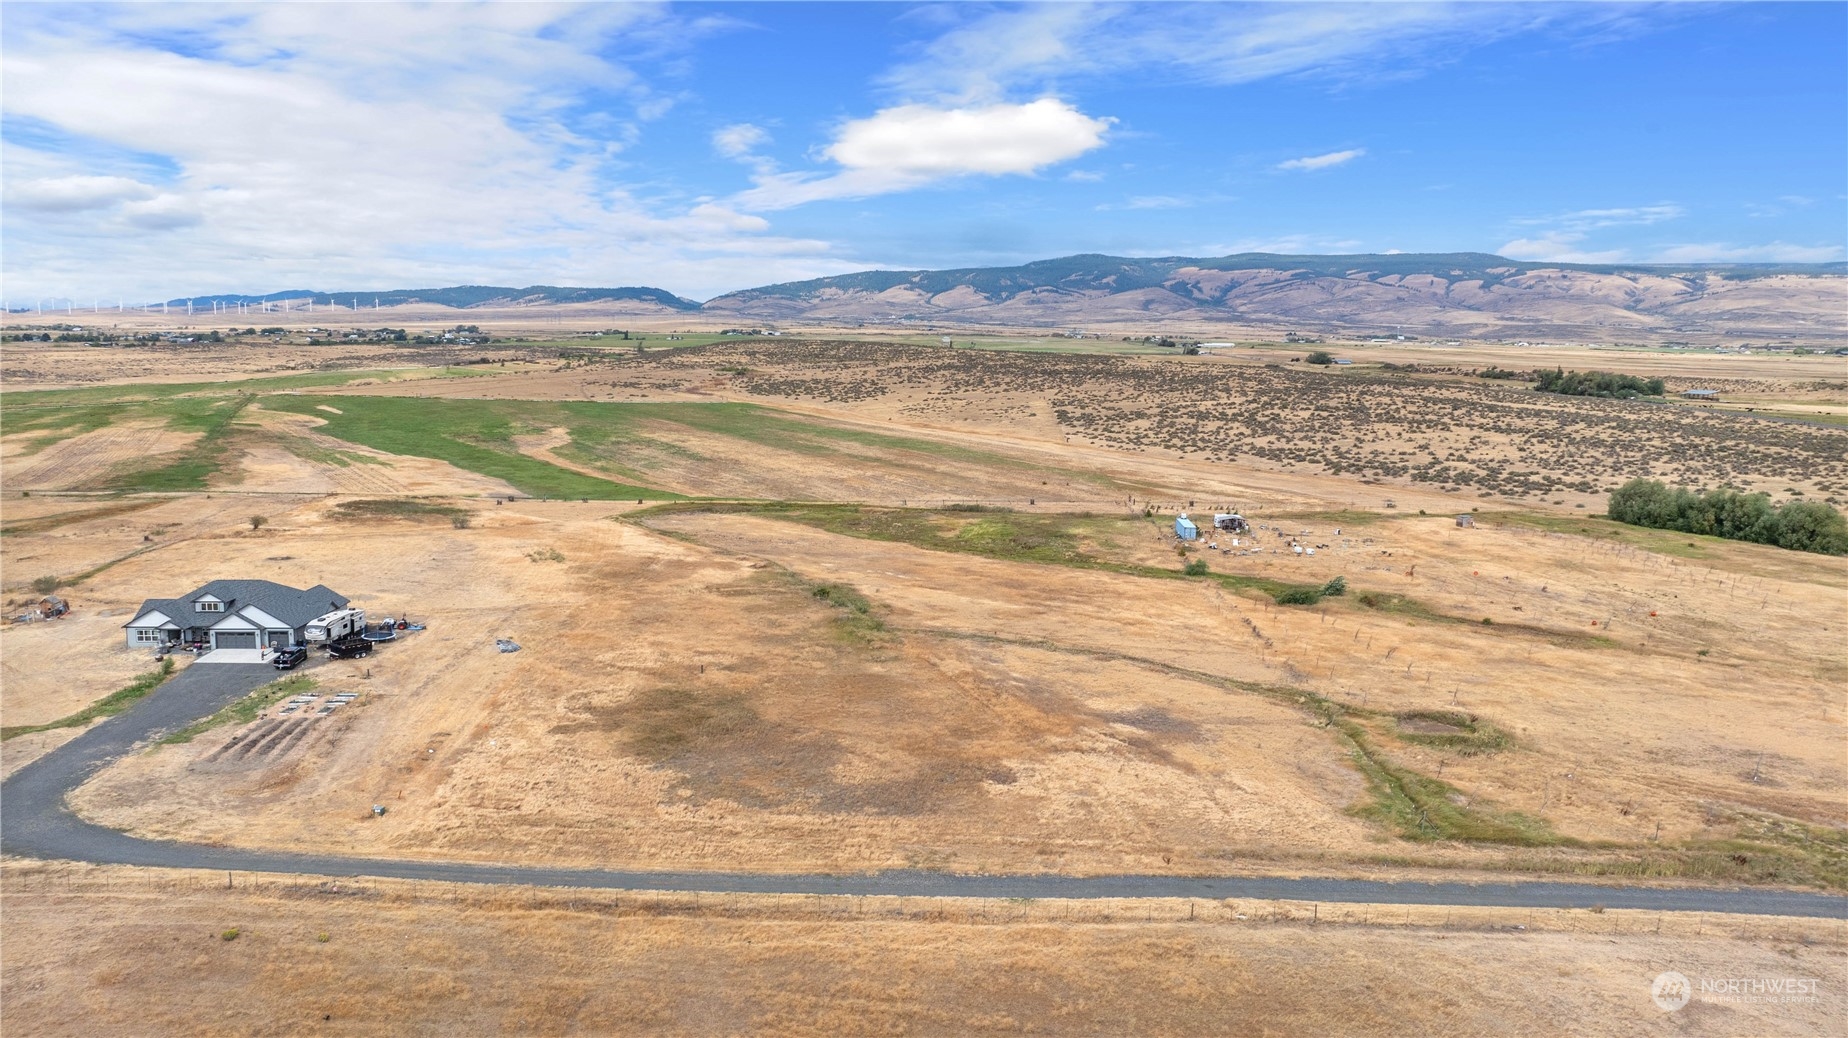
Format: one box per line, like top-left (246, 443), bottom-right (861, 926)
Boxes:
top-left (882, 3), bottom-right (1644, 103)
top-left (713, 123), bottom-right (771, 159)
top-left (1497, 235), bottom-right (1627, 264)
top-left (686, 202), bottom-right (770, 233)
top-left (1747, 195), bottom-right (1817, 219)
top-left (3, 174), bottom-right (158, 212)
top-left (732, 99), bottom-right (1111, 210)
top-left (0, 4), bottom-right (851, 300)
top-left (1278, 148), bottom-right (1365, 172)
top-left (1064, 169), bottom-right (1106, 182)
top-left (1096, 195), bottom-right (1192, 211)
top-left (1649, 242), bottom-right (1845, 264)
top-left (1500, 204), bottom-right (1692, 263)
top-left (826, 99), bottom-right (1111, 178)
top-left (1520, 204), bottom-right (1684, 230)
top-left (119, 194), bottom-right (204, 231)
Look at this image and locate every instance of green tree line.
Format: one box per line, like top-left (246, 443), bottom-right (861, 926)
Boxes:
top-left (1534, 368), bottom-right (1665, 399)
top-left (1607, 478), bottom-right (1848, 555)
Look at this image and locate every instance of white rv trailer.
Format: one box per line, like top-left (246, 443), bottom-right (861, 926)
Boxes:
top-left (304, 608), bottom-right (365, 644)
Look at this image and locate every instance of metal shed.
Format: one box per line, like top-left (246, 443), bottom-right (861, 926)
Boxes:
top-left (1175, 515), bottom-right (1199, 541)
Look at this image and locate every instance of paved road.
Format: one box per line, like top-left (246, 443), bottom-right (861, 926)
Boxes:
top-left (3, 661), bottom-right (277, 856)
top-left (6, 664), bottom-right (1846, 919)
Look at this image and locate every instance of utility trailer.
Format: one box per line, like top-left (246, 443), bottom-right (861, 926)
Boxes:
top-left (305, 608), bottom-right (366, 644)
top-left (326, 635), bottom-right (373, 659)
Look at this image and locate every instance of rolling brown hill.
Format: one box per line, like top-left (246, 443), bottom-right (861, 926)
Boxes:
top-left (702, 253), bottom-right (1847, 340)
top-left (119, 253), bottom-right (1847, 340)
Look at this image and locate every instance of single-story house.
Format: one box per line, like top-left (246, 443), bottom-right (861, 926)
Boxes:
top-left (1682, 389), bottom-right (1719, 401)
top-left (123, 579), bottom-right (349, 651)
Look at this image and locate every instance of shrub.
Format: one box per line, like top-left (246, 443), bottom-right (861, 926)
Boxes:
top-left (1273, 586), bottom-right (1323, 605)
top-left (30, 575), bottom-right (60, 595)
top-left (1321, 576), bottom-right (1347, 597)
top-left (221, 929), bottom-right (240, 941)
top-left (1608, 478), bottom-right (1848, 555)
top-left (1183, 558), bottom-right (1209, 576)
top-left (1304, 351), bottom-right (1334, 365)
top-left (248, 515), bottom-right (267, 531)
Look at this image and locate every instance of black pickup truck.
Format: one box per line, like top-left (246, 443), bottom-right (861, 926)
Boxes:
top-left (271, 646), bottom-right (309, 670)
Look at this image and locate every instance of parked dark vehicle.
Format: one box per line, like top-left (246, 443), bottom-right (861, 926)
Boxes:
top-left (326, 636), bottom-right (372, 659)
top-left (271, 646), bottom-right (309, 670)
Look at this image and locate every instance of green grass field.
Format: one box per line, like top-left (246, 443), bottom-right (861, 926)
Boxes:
top-left (258, 395), bottom-right (676, 499)
top-left (1, 368), bottom-right (506, 491)
top-left (262, 396), bottom-right (1098, 499)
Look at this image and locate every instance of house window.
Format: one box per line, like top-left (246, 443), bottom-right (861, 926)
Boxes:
top-left (196, 601), bottom-right (223, 612)
top-left (133, 629), bottom-right (164, 643)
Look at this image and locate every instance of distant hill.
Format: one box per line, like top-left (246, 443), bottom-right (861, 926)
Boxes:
top-left (165, 285), bottom-right (701, 312)
top-left (702, 252), bottom-right (1848, 336)
top-left (148, 253), bottom-right (1845, 336)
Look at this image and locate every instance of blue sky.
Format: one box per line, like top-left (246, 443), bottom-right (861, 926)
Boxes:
top-left (3, 2), bottom-right (1843, 302)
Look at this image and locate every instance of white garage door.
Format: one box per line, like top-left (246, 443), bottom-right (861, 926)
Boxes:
top-left (214, 631), bottom-right (258, 649)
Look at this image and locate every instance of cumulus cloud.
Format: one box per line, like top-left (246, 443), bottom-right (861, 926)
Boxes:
top-left (1277, 148), bottom-right (1365, 171)
top-left (732, 99), bottom-right (1111, 210)
top-left (0, 4), bottom-right (855, 300)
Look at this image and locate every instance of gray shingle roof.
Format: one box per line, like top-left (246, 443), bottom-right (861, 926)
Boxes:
top-left (125, 580), bottom-right (349, 631)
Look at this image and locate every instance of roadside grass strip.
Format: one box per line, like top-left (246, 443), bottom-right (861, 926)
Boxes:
top-left (159, 675), bottom-right (317, 745)
top-left (1, 658), bottom-right (177, 741)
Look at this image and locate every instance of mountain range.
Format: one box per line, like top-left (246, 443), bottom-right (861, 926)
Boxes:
top-left (157, 252), bottom-right (1847, 338)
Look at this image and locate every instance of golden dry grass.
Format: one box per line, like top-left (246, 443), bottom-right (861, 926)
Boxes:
top-left (4, 862), bottom-right (1844, 1038)
top-left (4, 337), bottom-right (1846, 1034)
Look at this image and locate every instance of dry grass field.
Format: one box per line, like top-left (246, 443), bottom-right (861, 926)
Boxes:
top-left (4, 862), bottom-right (1844, 1038)
top-left (4, 333), bottom-right (1845, 1033)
